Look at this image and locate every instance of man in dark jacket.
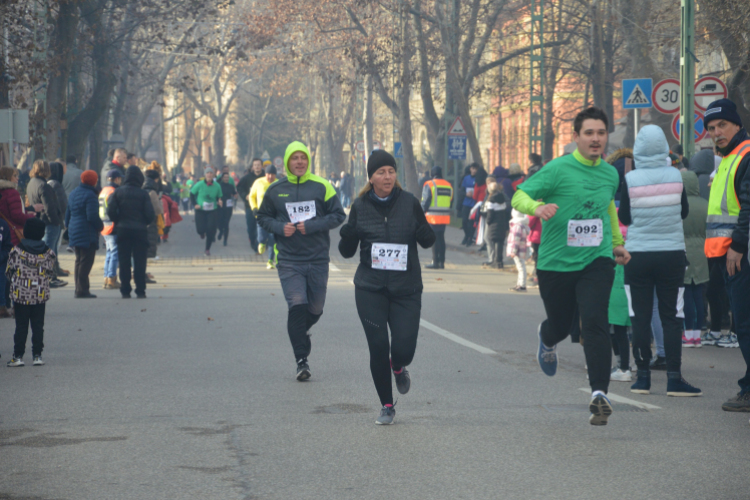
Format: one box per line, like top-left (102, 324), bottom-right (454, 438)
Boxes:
top-left (257, 141), bottom-right (346, 381)
top-left (102, 148), bottom-right (127, 182)
top-left (527, 153), bottom-right (543, 178)
top-left (65, 170), bottom-right (104, 298)
top-left (236, 158), bottom-right (264, 251)
top-left (106, 166), bottom-right (155, 298)
top-left (688, 148), bottom-right (716, 201)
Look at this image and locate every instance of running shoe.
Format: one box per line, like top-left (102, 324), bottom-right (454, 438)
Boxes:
top-left (136, 293), bottom-right (147, 299)
top-left (266, 260), bottom-right (276, 270)
top-left (509, 286), bottom-right (527, 292)
top-left (717, 334), bottom-right (739, 348)
top-left (6, 355), bottom-right (24, 367)
top-left (375, 404), bottom-right (396, 425)
top-left (589, 391), bottom-right (613, 426)
top-left (32, 356), bottom-right (44, 366)
top-left (393, 365), bottom-right (411, 395)
top-left (667, 376), bottom-right (702, 397)
top-left (536, 323), bottom-right (557, 377)
top-left (610, 368), bottom-right (632, 382)
top-left (205, 250), bottom-right (211, 256)
top-left (49, 279), bottom-right (67, 288)
top-left (258, 243), bottom-right (267, 254)
top-left (701, 331), bottom-right (721, 346)
top-left (682, 335), bottom-right (692, 347)
top-left (691, 338), bottom-right (702, 348)
top-left (296, 360), bottom-right (311, 381)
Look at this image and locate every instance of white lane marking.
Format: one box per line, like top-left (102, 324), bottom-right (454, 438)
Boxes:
top-left (329, 263), bottom-right (341, 272)
top-left (419, 319), bottom-right (497, 355)
top-left (578, 388), bottom-right (661, 410)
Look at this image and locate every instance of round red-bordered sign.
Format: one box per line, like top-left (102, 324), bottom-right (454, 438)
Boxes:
top-left (694, 76), bottom-right (728, 111)
top-left (652, 79), bottom-right (681, 114)
top-left (672, 111), bottom-right (707, 142)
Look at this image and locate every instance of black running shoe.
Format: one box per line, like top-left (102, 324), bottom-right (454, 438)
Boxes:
top-left (296, 360), bottom-right (311, 381)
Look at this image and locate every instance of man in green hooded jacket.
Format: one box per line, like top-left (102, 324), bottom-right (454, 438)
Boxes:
top-left (257, 141), bottom-right (346, 381)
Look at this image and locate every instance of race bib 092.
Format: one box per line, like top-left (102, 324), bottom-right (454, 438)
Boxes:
top-left (567, 219), bottom-right (603, 247)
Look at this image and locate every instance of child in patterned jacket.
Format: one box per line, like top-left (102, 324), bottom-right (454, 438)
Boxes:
top-left (6, 218), bottom-right (55, 367)
top-left (506, 209), bottom-right (531, 292)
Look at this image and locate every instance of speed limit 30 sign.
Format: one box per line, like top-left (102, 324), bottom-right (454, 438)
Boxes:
top-left (652, 79), bottom-right (681, 114)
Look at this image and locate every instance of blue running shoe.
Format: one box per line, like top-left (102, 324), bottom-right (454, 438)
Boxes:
top-left (537, 323), bottom-right (557, 376)
top-left (589, 391), bottom-right (613, 426)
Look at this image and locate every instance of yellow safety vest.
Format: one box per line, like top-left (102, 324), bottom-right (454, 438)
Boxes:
top-left (424, 179), bottom-right (453, 225)
top-left (705, 140), bottom-right (750, 258)
top-left (99, 186), bottom-right (116, 235)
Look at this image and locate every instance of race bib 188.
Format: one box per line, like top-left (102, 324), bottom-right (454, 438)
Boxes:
top-left (286, 201), bottom-right (316, 224)
top-left (567, 219), bottom-right (603, 247)
top-left (371, 243), bottom-right (408, 271)
top-left (202, 202), bottom-right (215, 211)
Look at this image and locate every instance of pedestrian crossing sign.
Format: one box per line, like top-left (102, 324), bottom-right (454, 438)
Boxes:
top-left (622, 78), bottom-right (653, 109)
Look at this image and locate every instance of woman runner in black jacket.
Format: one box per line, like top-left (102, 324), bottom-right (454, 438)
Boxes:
top-left (339, 150), bottom-right (436, 425)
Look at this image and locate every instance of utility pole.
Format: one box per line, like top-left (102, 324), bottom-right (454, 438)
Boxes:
top-left (529, 0), bottom-right (544, 157)
top-left (680, 0), bottom-right (696, 159)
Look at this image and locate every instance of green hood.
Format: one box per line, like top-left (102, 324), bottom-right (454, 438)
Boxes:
top-left (284, 141), bottom-right (312, 183)
top-left (681, 170), bottom-right (700, 197)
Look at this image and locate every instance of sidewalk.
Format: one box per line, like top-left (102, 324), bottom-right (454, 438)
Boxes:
top-left (444, 224), bottom-right (537, 277)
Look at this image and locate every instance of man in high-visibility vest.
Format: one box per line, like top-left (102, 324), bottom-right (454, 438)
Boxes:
top-left (703, 98), bottom-right (750, 412)
top-left (421, 165), bottom-right (453, 269)
top-left (99, 169), bottom-right (122, 290)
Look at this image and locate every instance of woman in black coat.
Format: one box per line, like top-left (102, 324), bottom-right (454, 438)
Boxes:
top-left (338, 150), bottom-right (435, 425)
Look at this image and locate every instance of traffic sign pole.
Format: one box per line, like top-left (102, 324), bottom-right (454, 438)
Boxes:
top-left (680, 0), bottom-right (696, 158)
top-left (634, 109), bottom-right (640, 136)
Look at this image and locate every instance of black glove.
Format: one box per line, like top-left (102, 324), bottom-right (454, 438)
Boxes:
top-left (252, 208), bottom-right (258, 218)
top-left (340, 223), bottom-right (357, 240)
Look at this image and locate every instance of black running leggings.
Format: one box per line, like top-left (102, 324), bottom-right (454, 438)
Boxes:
top-left (355, 288), bottom-right (421, 406)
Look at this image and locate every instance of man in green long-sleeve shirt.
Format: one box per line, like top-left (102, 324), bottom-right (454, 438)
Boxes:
top-left (511, 107), bottom-right (631, 426)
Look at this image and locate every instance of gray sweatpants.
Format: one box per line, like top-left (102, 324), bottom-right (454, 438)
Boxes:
top-left (277, 261), bottom-right (330, 360)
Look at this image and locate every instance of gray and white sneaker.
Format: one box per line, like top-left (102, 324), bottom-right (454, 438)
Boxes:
top-left (701, 331), bottom-right (721, 346)
top-left (6, 355), bottom-right (24, 367)
top-left (717, 334), bottom-right (740, 348)
top-left (610, 368), bottom-right (632, 382)
top-left (375, 405), bottom-right (396, 425)
top-left (32, 356), bottom-right (45, 366)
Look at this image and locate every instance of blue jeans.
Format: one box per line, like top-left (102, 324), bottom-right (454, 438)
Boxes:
top-left (721, 255), bottom-right (750, 393)
top-left (103, 234), bottom-right (119, 278)
top-left (257, 226), bottom-right (275, 262)
top-left (245, 209), bottom-right (258, 249)
top-left (43, 224), bottom-right (61, 256)
top-left (340, 194), bottom-right (351, 209)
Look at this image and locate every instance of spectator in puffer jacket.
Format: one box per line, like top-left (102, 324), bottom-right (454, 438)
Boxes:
top-left (65, 170), bottom-right (104, 299)
top-left (618, 124), bottom-right (699, 397)
top-left (26, 160), bottom-right (65, 287)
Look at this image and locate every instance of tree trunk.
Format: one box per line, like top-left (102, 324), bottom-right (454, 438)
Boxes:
top-left (398, 10), bottom-right (418, 193)
top-left (66, 3), bottom-right (118, 163)
top-left (176, 107), bottom-right (195, 174)
top-left (363, 76), bottom-right (374, 156)
top-left (44, 0), bottom-right (80, 159)
top-left (211, 120), bottom-right (226, 167)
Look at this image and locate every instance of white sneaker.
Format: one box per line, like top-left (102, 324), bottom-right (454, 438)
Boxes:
top-left (33, 356), bottom-right (45, 366)
top-left (718, 334), bottom-right (740, 348)
top-left (610, 368), bottom-right (632, 382)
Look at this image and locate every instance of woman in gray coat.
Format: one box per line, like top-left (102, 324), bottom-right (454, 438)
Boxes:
top-left (681, 171), bottom-right (709, 346)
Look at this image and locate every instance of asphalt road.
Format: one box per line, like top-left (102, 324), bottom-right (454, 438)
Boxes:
top-left (1, 207), bottom-right (748, 500)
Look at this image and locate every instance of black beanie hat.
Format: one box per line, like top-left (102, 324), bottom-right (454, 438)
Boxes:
top-left (367, 150), bottom-right (397, 179)
top-left (145, 169), bottom-right (160, 180)
top-left (24, 218), bottom-right (46, 241)
top-left (265, 164), bottom-right (277, 175)
top-left (703, 98), bottom-right (743, 129)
